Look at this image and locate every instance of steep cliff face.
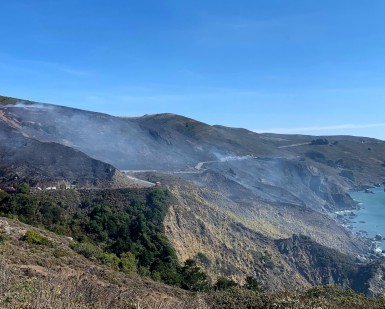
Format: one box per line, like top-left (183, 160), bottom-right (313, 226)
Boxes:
top-left (352, 260), bottom-right (385, 297)
top-left (275, 235), bottom-right (358, 287)
top-left (164, 183), bottom-right (309, 290)
top-left (163, 182), bottom-right (367, 290)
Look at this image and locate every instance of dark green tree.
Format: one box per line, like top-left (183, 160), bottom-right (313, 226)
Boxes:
top-left (244, 276), bottom-right (262, 291)
top-left (181, 259), bottom-right (211, 291)
top-left (214, 277), bottom-right (238, 290)
top-left (17, 183), bottom-right (30, 194)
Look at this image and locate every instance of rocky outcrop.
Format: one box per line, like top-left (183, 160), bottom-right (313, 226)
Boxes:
top-left (275, 235), bottom-right (358, 287)
top-left (164, 182), bottom-right (368, 291)
top-left (352, 260), bottom-right (385, 297)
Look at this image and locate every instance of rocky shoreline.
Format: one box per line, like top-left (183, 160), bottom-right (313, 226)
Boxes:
top-left (335, 186), bottom-right (385, 262)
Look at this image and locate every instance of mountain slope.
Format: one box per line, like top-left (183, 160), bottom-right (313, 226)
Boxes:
top-left (2, 95), bottom-right (385, 295)
top-left (0, 216), bottom-right (197, 309)
top-left (0, 121), bottom-right (149, 189)
top-left (2, 216), bottom-right (385, 308)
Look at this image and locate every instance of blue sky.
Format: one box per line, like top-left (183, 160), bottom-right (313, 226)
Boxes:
top-left (1, 1), bottom-right (385, 139)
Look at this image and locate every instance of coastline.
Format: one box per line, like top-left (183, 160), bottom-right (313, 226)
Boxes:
top-left (335, 186), bottom-right (385, 261)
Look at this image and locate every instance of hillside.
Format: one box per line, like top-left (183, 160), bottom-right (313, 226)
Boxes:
top-left (0, 120), bottom-right (150, 189)
top-left (1, 216), bottom-right (385, 308)
top-left (0, 216), bottom-right (198, 309)
top-left (1, 95), bottom-right (385, 298)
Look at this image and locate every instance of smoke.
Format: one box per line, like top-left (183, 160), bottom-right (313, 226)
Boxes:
top-left (3, 101), bottom-right (52, 110)
top-left (219, 155), bottom-right (255, 162)
top-left (1, 101), bottom-right (158, 169)
top-left (211, 151), bottom-right (257, 163)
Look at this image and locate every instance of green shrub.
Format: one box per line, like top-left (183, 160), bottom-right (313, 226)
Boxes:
top-left (196, 252), bottom-right (211, 267)
top-left (100, 252), bottom-right (120, 270)
top-left (17, 183), bottom-right (30, 194)
top-left (244, 276), bottom-right (262, 292)
top-left (71, 241), bottom-right (121, 270)
top-left (0, 187), bottom-right (205, 289)
top-left (53, 247), bottom-right (70, 258)
top-left (70, 241), bottom-right (103, 260)
top-left (21, 230), bottom-right (52, 246)
top-left (181, 259), bottom-right (211, 291)
top-left (214, 277), bottom-right (239, 290)
top-left (119, 252), bottom-right (137, 274)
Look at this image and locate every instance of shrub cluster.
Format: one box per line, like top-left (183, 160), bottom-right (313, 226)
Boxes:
top-left (310, 138), bottom-right (329, 145)
top-left (21, 230), bottom-right (52, 246)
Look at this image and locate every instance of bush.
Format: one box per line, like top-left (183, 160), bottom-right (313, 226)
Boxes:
top-left (196, 252), bottom-right (211, 267)
top-left (71, 241), bottom-right (126, 271)
top-left (17, 183), bottom-right (30, 194)
top-left (100, 252), bottom-right (120, 270)
top-left (70, 241), bottom-right (103, 260)
top-left (53, 247), bottom-right (70, 258)
top-left (119, 252), bottom-right (137, 274)
top-left (244, 276), bottom-right (262, 291)
top-left (21, 230), bottom-right (52, 246)
top-left (181, 259), bottom-right (211, 291)
top-left (214, 277), bottom-right (239, 290)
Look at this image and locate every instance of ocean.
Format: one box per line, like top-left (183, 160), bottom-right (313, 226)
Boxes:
top-left (348, 186), bottom-right (385, 250)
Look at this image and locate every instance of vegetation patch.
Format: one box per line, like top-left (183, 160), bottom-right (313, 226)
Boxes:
top-left (21, 230), bottom-right (52, 246)
top-left (52, 247), bottom-right (70, 258)
top-left (310, 138), bottom-right (329, 145)
top-left (195, 251), bottom-right (211, 267)
top-left (0, 185), bottom-right (217, 290)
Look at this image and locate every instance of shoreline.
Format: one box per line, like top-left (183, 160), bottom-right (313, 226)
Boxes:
top-left (335, 186), bottom-right (385, 261)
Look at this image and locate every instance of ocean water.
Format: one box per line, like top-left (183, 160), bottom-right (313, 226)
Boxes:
top-left (348, 187), bottom-right (385, 249)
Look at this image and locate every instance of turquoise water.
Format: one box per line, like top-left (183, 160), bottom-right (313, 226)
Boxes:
top-left (349, 187), bottom-right (385, 249)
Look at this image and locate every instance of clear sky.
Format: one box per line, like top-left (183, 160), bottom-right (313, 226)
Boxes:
top-left (1, 1), bottom-right (385, 140)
